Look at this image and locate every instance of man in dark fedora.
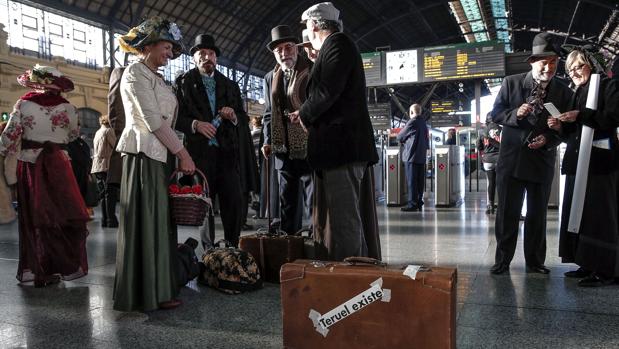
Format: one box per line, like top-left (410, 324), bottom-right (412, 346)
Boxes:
top-left (261, 25), bottom-right (314, 235)
top-left (298, 29), bottom-right (319, 63)
top-left (175, 34), bottom-right (258, 247)
top-left (489, 32), bottom-right (572, 275)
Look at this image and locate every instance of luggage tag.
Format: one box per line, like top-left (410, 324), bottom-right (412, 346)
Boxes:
top-left (403, 265), bottom-right (431, 280)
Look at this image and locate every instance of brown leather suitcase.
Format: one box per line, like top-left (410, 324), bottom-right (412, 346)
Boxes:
top-left (280, 258), bottom-right (457, 349)
top-left (238, 233), bottom-right (304, 283)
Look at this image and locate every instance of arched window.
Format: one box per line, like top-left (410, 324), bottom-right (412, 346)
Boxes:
top-left (77, 107), bottom-right (101, 149)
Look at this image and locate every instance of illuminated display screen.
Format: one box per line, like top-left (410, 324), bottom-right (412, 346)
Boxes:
top-left (361, 42), bottom-right (505, 87)
top-left (431, 100), bottom-right (456, 114)
top-left (422, 42), bottom-right (505, 82)
top-left (361, 52), bottom-right (385, 87)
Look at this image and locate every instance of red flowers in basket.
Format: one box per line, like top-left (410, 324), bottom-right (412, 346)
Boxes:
top-left (168, 184), bottom-right (204, 195)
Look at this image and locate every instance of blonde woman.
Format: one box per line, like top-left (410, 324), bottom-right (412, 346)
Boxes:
top-left (113, 17), bottom-right (195, 311)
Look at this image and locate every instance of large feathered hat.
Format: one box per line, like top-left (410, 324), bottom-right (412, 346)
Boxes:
top-left (117, 16), bottom-right (184, 59)
top-left (17, 64), bottom-right (74, 92)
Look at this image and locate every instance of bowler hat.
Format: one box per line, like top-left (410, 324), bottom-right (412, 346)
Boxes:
top-left (525, 32), bottom-right (560, 62)
top-left (266, 25), bottom-right (299, 51)
top-left (190, 34), bottom-right (221, 56)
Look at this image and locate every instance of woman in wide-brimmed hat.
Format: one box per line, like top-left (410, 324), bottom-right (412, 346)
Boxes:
top-left (0, 64), bottom-right (89, 287)
top-left (113, 16), bottom-right (196, 312)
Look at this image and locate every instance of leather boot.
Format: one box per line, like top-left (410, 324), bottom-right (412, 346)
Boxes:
top-left (101, 197), bottom-right (109, 228)
top-left (106, 185), bottom-right (119, 228)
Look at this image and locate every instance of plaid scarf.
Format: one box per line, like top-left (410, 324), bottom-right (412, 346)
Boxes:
top-left (270, 56), bottom-right (311, 159)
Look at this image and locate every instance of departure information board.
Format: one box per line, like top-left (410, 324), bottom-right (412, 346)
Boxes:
top-left (367, 103), bottom-right (391, 131)
top-left (431, 100), bottom-right (456, 114)
top-left (361, 41), bottom-right (505, 86)
top-left (361, 52), bottom-right (385, 87)
top-left (422, 42), bottom-right (505, 82)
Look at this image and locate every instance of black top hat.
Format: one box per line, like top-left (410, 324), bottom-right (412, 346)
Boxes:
top-left (190, 34), bottom-right (221, 56)
top-left (266, 25), bottom-right (299, 51)
top-left (525, 32), bottom-right (560, 62)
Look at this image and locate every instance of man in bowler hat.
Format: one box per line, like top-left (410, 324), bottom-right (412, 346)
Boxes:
top-left (490, 32), bottom-right (572, 275)
top-left (175, 34), bottom-right (257, 247)
top-left (261, 25), bottom-right (314, 235)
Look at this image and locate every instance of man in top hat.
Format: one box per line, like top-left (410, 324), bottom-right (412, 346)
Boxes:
top-left (489, 32), bottom-right (572, 275)
top-left (288, 2), bottom-right (381, 261)
top-left (261, 25), bottom-right (314, 235)
top-left (175, 34), bottom-right (258, 248)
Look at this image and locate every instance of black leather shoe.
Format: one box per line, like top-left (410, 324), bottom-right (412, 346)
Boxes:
top-left (241, 223), bottom-right (254, 231)
top-left (564, 268), bottom-right (590, 278)
top-left (578, 274), bottom-right (614, 287)
top-left (490, 263), bottom-right (509, 275)
top-left (401, 206), bottom-right (418, 212)
top-left (526, 265), bottom-right (550, 274)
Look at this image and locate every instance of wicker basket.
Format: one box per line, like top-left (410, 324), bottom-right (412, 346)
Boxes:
top-left (169, 169), bottom-right (211, 226)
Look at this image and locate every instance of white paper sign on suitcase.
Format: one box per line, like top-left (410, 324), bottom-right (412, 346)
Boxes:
top-left (308, 277), bottom-right (392, 337)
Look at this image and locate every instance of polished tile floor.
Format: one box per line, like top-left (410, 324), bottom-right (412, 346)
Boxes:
top-left (1, 186), bottom-right (618, 348)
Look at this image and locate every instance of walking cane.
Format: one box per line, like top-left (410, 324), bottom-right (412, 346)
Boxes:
top-left (265, 154), bottom-right (275, 234)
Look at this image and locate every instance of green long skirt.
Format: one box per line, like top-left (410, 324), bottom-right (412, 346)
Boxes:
top-left (113, 153), bottom-right (179, 312)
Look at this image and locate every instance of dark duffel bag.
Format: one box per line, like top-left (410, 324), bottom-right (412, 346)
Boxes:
top-left (239, 230), bottom-right (304, 283)
top-left (281, 258), bottom-right (457, 349)
top-left (176, 238), bottom-right (201, 287)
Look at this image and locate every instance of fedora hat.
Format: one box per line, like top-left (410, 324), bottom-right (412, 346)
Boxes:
top-left (297, 29), bottom-right (312, 48)
top-left (266, 25), bottom-right (299, 51)
top-left (190, 34), bottom-right (221, 56)
top-left (525, 32), bottom-right (560, 62)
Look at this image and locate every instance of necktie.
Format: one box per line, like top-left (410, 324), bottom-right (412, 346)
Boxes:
top-left (283, 69), bottom-right (292, 92)
top-left (284, 69), bottom-right (292, 81)
top-left (203, 75), bottom-right (216, 116)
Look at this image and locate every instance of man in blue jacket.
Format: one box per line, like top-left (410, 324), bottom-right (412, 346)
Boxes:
top-left (397, 104), bottom-right (429, 211)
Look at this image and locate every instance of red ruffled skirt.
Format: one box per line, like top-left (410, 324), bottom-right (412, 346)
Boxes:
top-left (16, 142), bottom-right (89, 283)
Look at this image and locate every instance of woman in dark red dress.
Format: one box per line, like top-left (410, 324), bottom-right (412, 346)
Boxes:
top-left (0, 65), bottom-right (89, 287)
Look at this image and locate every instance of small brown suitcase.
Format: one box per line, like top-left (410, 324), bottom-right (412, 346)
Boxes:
top-left (238, 233), bottom-right (304, 283)
top-left (280, 258), bottom-right (457, 349)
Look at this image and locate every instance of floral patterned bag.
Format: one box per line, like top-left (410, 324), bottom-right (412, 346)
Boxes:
top-left (199, 239), bottom-right (262, 294)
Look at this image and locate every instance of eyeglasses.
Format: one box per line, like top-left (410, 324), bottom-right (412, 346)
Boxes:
top-left (567, 64), bottom-right (586, 75)
top-left (273, 43), bottom-right (296, 54)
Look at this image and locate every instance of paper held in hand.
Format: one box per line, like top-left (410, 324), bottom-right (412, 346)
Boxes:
top-left (543, 102), bottom-right (561, 117)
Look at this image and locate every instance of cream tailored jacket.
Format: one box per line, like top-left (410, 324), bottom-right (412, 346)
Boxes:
top-left (116, 61), bottom-right (178, 163)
